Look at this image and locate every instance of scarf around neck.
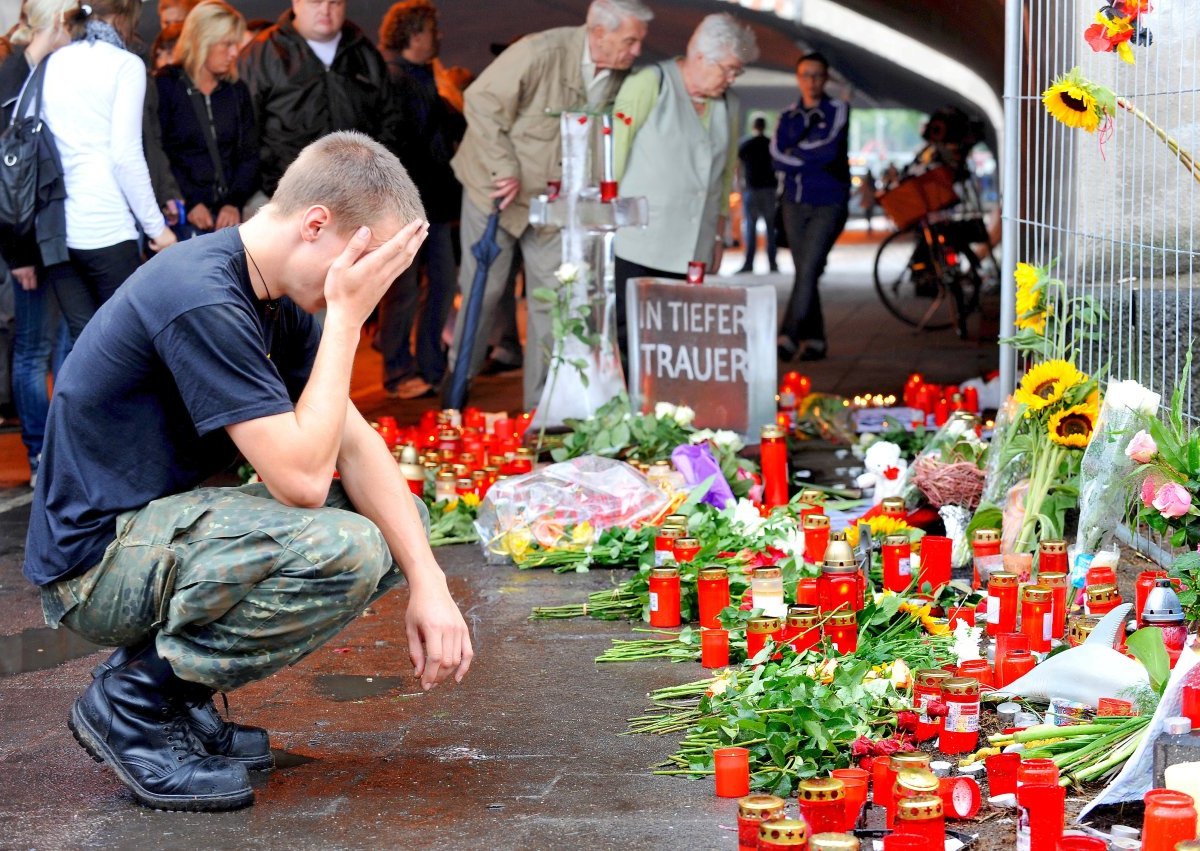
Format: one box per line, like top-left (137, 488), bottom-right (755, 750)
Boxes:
top-left (84, 18), bottom-right (126, 50)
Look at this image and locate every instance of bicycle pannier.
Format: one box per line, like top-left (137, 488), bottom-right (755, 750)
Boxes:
top-left (877, 165), bottom-right (959, 230)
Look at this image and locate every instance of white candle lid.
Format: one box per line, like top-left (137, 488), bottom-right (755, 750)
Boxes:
top-left (1164, 716), bottom-right (1192, 735)
top-left (1109, 825), bottom-right (1140, 840)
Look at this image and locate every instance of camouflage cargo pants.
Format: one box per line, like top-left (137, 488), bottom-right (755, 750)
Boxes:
top-left (40, 482), bottom-right (429, 692)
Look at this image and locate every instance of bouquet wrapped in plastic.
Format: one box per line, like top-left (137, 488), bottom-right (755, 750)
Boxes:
top-left (476, 455), bottom-right (672, 563)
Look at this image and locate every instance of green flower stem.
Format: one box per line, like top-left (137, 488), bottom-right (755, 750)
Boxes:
top-left (1015, 440), bottom-right (1068, 553)
top-left (1118, 98), bottom-right (1200, 186)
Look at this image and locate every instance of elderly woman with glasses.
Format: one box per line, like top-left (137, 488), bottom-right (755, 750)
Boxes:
top-left (612, 12), bottom-right (758, 367)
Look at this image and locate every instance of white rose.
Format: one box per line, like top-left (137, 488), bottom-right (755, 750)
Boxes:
top-left (711, 430), bottom-right (743, 451)
top-left (1104, 379), bottom-right (1161, 416)
top-left (654, 402), bottom-right (677, 420)
top-left (673, 405), bottom-right (696, 427)
top-left (728, 498), bottom-right (766, 535)
top-left (554, 262), bottom-right (582, 285)
top-left (689, 429), bottom-right (716, 445)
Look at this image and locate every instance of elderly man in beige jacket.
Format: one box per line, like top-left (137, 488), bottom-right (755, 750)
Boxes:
top-left (448, 0), bottom-right (653, 410)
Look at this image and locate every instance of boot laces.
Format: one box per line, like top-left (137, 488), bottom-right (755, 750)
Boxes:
top-left (160, 707), bottom-right (209, 761)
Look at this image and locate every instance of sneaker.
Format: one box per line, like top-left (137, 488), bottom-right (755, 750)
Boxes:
top-left (736, 265), bottom-right (754, 275)
top-left (390, 377), bottom-right (435, 400)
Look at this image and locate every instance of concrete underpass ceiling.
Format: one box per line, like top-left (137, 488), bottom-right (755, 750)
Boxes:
top-left (224, 0), bottom-right (1005, 133)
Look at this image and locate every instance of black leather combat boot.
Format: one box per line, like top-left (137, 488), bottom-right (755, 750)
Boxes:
top-left (70, 642), bottom-right (254, 811)
top-left (94, 642), bottom-right (273, 771)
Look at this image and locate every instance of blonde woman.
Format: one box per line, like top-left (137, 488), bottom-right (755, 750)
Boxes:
top-left (155, 0), bottom-right (258, 237)
top-left (0, 0), bottom-right (80, 485)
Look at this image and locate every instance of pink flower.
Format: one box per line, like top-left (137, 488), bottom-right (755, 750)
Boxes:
top-left (1152, 482), bottom-right (1193, 519)
top-left (1141, 475), bottom-right (1160, 507)
top-left (1125, 430), bottom-right (1157, 464)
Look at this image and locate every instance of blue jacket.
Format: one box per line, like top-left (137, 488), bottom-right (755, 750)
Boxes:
top-left (771, 96), bottom-right (851, 207)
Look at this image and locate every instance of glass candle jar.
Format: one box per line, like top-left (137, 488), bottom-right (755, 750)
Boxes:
top-left (1037, 539), bottom-right (1068, 575)
top-left (937, 677), bottom-right (980, 755)
top-left (1136, 570), bottom-right (1171, 628)
top-left (803, 514), bottom-right (831, 564)
top-left (986, 572), bottom-right (1019, 636)
top-left (434, 470), bottom-right (457, 502)
top-left (700, 627), bottom-right (729, 669)
top-left (1020, 586), bottom-right (1054, 653)
top-left (1017, 757), bottom-right (1060, 787)
top-left (511, 447), bottom-right (535, 474)
top-left (884, 753), bottom-right (932, 828)
top-left (825, 611), bottom-right (858, 654)
top-left (995, 648), bottom-right (1036, 689)
top-left (736, 794), bottom-right (785, 850)
top-left (809, 833), bottom-right (860, 851)
top-left (1067, 615), bottom-right (1101, 647)
top-left (913, 668), bottom-right (952, 742)
top-left (1142, 789), bottom-right (1198, 851)
top-left (895, 794), bottom-right (945, 851)
top-left (883, 835), bottom-right (926, 851)
top-left (654, 525), bottom-right (685, 566)
top-left (893, 769), bottom-right (940, 807)
top-left (798, 489), bottom-right (825, 521)
top-left (752, 567), bottom-right (787, 618)
top-left (746, 616), bottom-right (782, 661)
top-left (1016, 783), bottom-right (1066, 851)
top-left (882, 534), bottom-right (914, 593)
top-left (697, 567), bottom-right (731, 629)
top-left (787, 606), bottom-right (820, 654)
top-left (820, 560), bottom-right (861, 614)
top-left (1087, 583), bottom-right (1122, 617)
top-left (1086, 565), bottom-right (1117, 587)
top-left (1057, 838), bottom-right (1108, 851)
top-left (956, 659), bottom-right (993, 687)
top-left (797, 778), bottom-right (847, 835)
top-left (1038, 571), bottom-right (1069, 639)
top-left (796, 576), bottom-right (820, 608)
top-left (673, 537), bottom-right (701, 564)
top-left (760, 425), bottom-right (789, 508)
top-left (648, 567), bottom-right (681, 628)
top-left (971, 528), bottom-right (1002, 590)
top-left (916, 535), bottom-right (951, 591)
top-left (757, 819), bottom-right (808, 850)
top-left (713, 746), bottom-right (751, 798)
top-left (938, 775), bottom-right (981, 819)
top-left (881, 496), bottom-right (906, 519)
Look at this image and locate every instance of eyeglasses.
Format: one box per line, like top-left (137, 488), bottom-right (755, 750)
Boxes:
top-left (708, 57), bottom-right (744, 79)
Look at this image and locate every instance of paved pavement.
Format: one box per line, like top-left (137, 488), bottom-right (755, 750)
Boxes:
top-left (0, 233), bottom-right (999, 849)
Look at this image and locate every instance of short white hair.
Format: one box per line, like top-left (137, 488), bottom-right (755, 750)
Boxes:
top-left (690, 13), bottom-right (759, 65)
top-left (587, 0), bottom-right (653, 31)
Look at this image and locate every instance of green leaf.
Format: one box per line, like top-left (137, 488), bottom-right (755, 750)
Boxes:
top-left (1126, 627), bottom-right (1170, 696)
top-left (530, 287), bottom-right (558, 303)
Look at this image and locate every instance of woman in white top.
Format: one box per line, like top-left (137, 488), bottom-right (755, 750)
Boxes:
top-left (42, 0), bottom-right (176, 343)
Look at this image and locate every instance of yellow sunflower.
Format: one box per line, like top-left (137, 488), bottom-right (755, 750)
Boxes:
top-left (845, 514), bottom-right (913, 548)
top-left (1016, 310), bottom-right (1048, 335)
top-left (1014, 262), bottom-right (1041, 315)
top-left (1043, 77), bottom-right (1101, 133)
top-left (1048, 403), bottom-right (1099, 448)
top-left (1014, 359), bottom-right (1086, 413)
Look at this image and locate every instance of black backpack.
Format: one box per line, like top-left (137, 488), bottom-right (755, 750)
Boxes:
top-left (0, 57), bottom-right (51, 235)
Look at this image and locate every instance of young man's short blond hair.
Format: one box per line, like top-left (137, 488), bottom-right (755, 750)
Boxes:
top-left (269, 131), bottom-right (426, 232)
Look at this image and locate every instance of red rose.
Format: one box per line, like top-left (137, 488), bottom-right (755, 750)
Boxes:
top-left (850, 736), bottom-right (875, 757)
top-left (895, 711), bottom-right (919, 732)
top-left (873, 737), bottom-right (903, 756)
top-left (925, 699), bottom-right (949, 719)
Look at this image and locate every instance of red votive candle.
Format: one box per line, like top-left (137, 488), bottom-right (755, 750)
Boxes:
top-left (760, 425), bottom-right (789, 507)
top-left (686, 260), bottom-right (706, 284)
top-left (837, 777), bottom-right (868, 831)
top-left (757, 819), bottom-right (808, 850)
top-left (1058, 837), bottom-right (1108, 851)
top-left (1017, 758), bottom-right (1059, 787)
top-left (1182, 685), bottom-right (1200, 729)
top-left (713, 746), bottom-right (750, 797)
top-left (819, 561), bottom-right (861, 614)
top-left (648, 567), bottom-right (681, 628)
top-left (1016, 783), bottom-right (1065, 851)
top-left (700, 628), bottom-right (729, 669)
top-left (938, 775), bottom-right (981, 819)
top-left (883, 835), bottom-right (926, 851)
top-left (796, 576), bottom-right (819, 608)
top-left (787, 607), bottom-right (820, 654)
top-left (1037, 539), bottom-right (1068, 575)
top-left (697, 567), bottom-right (730, 629)
top-left (895, 794), bottom-right (945, 851)
top-left (882, 534), bottom-right (914, 593)
top-left (937, 677), bottom-right (980, 755)
top-left (913, 668), bottom-right (951, 742)
top-left (956, 659), bottom-right (992, 687)
top-left (599, 179), bottom-right (618, 202)
top-left (1142, 789), bottom-right (1198, 851)
top-left (986, 572), bottom-right (1019, 635)
top-left (803, 514), bottom-right (831, 564)
top-left (1086, 583), bottom-right (1122, 617)
top-left (984, 752), bottom-right (1020, 796)
top-left (746, 617), bottom-right (782, 661)
top-left (736, 794), bottom-right (785, 850)
top-left (971, 528), bottom-right (1001, 590)
top-left (995, 648), bottom-right (1035, 689)
top-left (1038, 571), bottom-right (1069, 639)
top-left (825, 611), bottom-right (858, 654)
top-left (797, 778), bottom-right (846, 835)
top-left (672, 536), bottom-right (701, 564)
top-left (654, 526), bottom-right (684, 566)
top-left (916, 535), bottom-right (951, 591)
top-left (1086, 565), bottom-right (1117, 587)
top-left (1020, 586), bottom-right (1054, 653)
top-left (1136, 570), bottom-right (1170, 627)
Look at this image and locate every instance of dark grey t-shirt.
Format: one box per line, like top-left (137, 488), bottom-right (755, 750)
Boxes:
top-left (24, 228), bottom-right (320, 586)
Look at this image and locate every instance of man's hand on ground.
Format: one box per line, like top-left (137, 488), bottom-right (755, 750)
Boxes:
top-left (323, 220), bottom-right (428, 328)
top-left (405, 579), bottom-right (474, 690)
top-left (489, 176), bottom-right (520, 210)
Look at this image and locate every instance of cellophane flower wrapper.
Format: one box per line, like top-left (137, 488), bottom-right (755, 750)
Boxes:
top-left (980, 397), bottom-right (1029, 509)
top-left (1075, 379), bottom-right (1161, 556)
top-left (670, 443), bottom-right (735, 510)
top-left (476, 455), bottom-right (671, 564)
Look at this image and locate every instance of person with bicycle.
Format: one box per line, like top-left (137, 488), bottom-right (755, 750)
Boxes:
top-left (770, 51), bottom-right (849, 363)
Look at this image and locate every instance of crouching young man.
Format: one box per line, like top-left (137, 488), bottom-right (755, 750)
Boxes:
top-left (23, 131), bottom-right (473, 812)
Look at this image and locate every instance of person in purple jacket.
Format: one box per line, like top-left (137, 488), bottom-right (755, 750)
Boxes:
top-left (771, 52), bottom-right (850, 363)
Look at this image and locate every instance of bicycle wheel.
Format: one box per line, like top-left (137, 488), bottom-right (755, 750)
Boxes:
top-left (873, 228), bottom-right (955, 331)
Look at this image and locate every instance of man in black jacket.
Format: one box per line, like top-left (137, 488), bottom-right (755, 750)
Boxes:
top-left (238, 0), bottom-right (389, 199)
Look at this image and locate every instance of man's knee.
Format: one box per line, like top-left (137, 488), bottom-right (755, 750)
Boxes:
top-left (301, 510), bottom-right (392, 598)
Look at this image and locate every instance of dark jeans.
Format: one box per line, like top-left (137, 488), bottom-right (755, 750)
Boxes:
top-left (741, 186), bottom-right (779, 269)
top-left (378, 222), bottom-right (456, 388)
top-left (46, 240), bottom-right (142, 346)
top-left (779, 201), bottom-right (848, 346)
top-left (9, 272), bottom-right (63, 460)
top-left (614, 256), bottom-right (686, 368)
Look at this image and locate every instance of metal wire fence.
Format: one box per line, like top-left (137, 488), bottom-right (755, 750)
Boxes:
top-left (1001, 0), bottom-right (1200, 418)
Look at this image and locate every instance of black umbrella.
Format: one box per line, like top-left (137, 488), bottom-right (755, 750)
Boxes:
top-left (443, 200), bottom-right (502, 410)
